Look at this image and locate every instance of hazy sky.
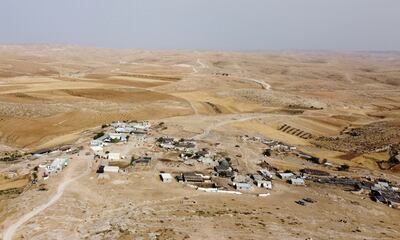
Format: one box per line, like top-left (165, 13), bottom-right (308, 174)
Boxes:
top-left (1, 0), bottom-right (400, 51)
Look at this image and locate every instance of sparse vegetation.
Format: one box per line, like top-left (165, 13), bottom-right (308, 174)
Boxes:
top-left (1, 45), bottom-right (400, 239)
top-left (93, 132), bottom-right (105, 140)
top-left (338, 164), bottom-right (350, 171)
top-left (263, 149), bottom-right (272, 157)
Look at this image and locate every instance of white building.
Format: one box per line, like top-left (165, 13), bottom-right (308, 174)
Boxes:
top-left (131, 121), bottom-right (151, 130)
top-left (107, 153), bottom-right (121, 160)
top-left (109, 133), bottom-right (122, 140)
top-left (111, 121), bottom-right (127, 128)
top-left (259, 169), bottom-right (273, 179)
top-left (115, 126), bottom-right (135, 133)
top-left (277, 172), bottom-right (295, 180)
top-left (112, 121), bottom-right (151, 131)
top-left (91, 139), bottom-right (103, 146)
top-left (46, 158), bottom-right (68, 174)
top-left (289, 178), bottom-right (305, 186)
top-left (233, 182), bottom-right (253, 190)
top-left (160, 143), bottom-right (175, 150)
top-left (255, 180), bottom-right (272, 189)
top-left (91, 134), bottom-right (110, 146)
top-left (160, 173), bottom-right (173, 183)
top-left (373, 181), bottom-right (390, 190)
top-left (104, 166), bottom-right (119, 173)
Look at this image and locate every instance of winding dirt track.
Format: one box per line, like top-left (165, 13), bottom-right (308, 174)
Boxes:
top-left (193, 113), bottom-right (268, 140)
top-left (242, 77), bottom-right (271, 90)
top-left (3, 159), bottom-right (91, 240)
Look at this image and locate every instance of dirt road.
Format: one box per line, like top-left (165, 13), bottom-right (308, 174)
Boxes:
top-left (191, 58), bottom-right (208, 73)
top-left (193, 113), bottom-right (268, 140)
top-left (242, 77), bottom-right (271, 90)
top-left (2, 158), bottom-right (91, 240)
top-left (196, 58), bottom-right (207, 69)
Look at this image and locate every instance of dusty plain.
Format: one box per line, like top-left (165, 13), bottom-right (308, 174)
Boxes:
top-left (0, 45), bottom-right (400, 239)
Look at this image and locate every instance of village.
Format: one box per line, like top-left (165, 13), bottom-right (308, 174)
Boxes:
top-left (12, 119), bottom-right (399, 210)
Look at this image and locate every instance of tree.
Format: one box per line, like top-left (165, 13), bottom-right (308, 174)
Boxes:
top-left (32, 171), bottom-right (38, 180)
top-left (263, 149), bottom-right (272, 157)
top-left (338, 164), bottom-right (350, 171)
top-left (93, 132), bottom-right (105, 140)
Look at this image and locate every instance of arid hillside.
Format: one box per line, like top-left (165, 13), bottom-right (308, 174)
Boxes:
top-left (0, 46), bottom-right (399, 154)
top-left (0, 45), bottom-right (400, 240)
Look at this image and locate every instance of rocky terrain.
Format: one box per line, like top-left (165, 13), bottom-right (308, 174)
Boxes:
top-left (0, 45), bottom-right (399, 239)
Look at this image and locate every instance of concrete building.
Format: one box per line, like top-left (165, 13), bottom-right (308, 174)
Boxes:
top-left (372, 181), bottom-right (390, 191)
top-left (91, 140), bottom-right (102, 146)
top-left (289, 178), bottom-right (305, 186)
top-left (234, 182), bottom-right (253, 190)
top-left (131, 121), bottom-right (151, 130)
top-left (255, 180), bottom-right (272, 189)
top-left (91, 134), bottom-right (110, 146)
top-left (46, 158), bottom-right (68, 174)
top-left (104, 166), bottom-right (120, 173)
top-left (258, 169), bottom-right (273, 179)
top-left (160, 143), bottom-right (175, 150)
top-left (183, 172), bottom-right (204, 183)
top-left (109, 133), bottom-right (122, 140)
top-left (115, 126), bottom-right (135, 133)
top-left (160, 173), bottom-right (173, 183)
top-left (277, 172), bottom-right (295, 180)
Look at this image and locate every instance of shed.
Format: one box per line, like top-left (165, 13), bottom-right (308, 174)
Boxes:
top-left (91, 140), bottom-right (103, 146)
top-left (289, 178), bottom-right (305, 186)
top-left (300, 168), bottom-right (330, 176)
top-left (160, 173), bottom-right (173, 183)
top-left (32, 148), bottom-right (52, 155)
top-left (258, 169), bottom-right (273, 179)
top-left (255, 180), bottom-right (272, 189)
top-left (214, 166), bottom-right (233, 177)
top-left (104, 166), bottom-right (119, 173)
top-left (176, 175), bottom-right (184, 183)
top-left (47, 158), bottom-right (68, 174)
top-left (277, 172), bottom-right (295, 180)
top-left (234, 182), bottom-right (253, 191)
top-left (183, 172), bottom-right (204, 183)
top-left (109, 133), bottom-right (122, 140)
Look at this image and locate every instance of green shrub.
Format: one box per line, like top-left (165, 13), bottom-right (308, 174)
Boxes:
top-left (338, 164), bottom-right (350, 171)
top-left (93, 132), bottom-right (105, 140)
top-left (263, 149), bottom-right (272, 157)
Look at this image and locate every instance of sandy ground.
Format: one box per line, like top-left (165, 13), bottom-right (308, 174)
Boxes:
top-left (0, 45), bottom-right (399, 239)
